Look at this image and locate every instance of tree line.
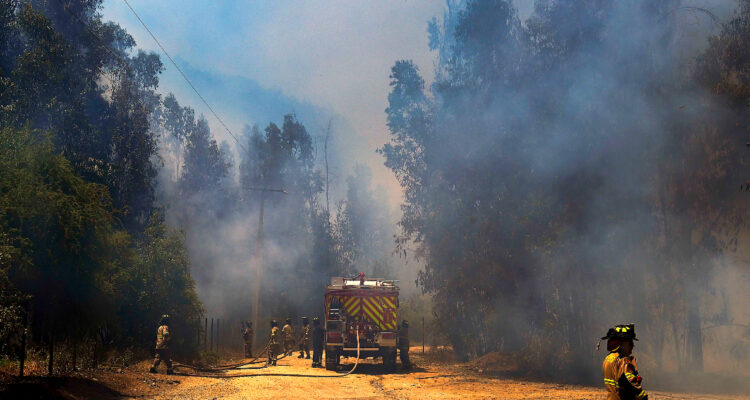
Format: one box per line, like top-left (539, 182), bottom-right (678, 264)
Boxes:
top-left (0, 0), bottom-right (396, 365)
top-left (382, 0), bottom-right (750, 379)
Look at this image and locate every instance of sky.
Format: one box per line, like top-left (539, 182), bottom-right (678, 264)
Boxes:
top-left (100, 0), bottom-right (457, 209)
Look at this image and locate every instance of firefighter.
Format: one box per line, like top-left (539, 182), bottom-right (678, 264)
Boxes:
top-left (268, 319), bottom-right (281, 366)
top-left (242, 320), bottom-right (254, 358)
top-left (299, 317), bottom-right (311, 359)
top-left (149, 314), bottom-right (173, 374)
top-left (398, 319), bottom-right (411, 370)
top-left (311, 317), bottom-right (324, 367)
top-left (600, 323), bottom-right (648, 400)
top-left (282, 317), bottom-right (296, 356)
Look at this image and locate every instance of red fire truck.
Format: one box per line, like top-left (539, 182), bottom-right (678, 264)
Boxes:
top-left (324, 274), bottom-right (399, 370)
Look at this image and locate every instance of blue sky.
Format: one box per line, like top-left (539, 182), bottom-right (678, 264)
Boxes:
top-left (100, 0), bottom-right (458, 207)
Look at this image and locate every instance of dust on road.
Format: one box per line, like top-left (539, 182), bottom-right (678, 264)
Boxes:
top-left (4, 348), bottom-right (750, 399)
top-left (140, 349), bottom-right (750, 400)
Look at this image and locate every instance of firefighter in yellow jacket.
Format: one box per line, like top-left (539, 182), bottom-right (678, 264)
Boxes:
top-left (282, 318), bottom-right (296, 356)
top-left (600, 324), bottom-right (648, 400)
top-left (149, 315), bottom-right (173, 374)
top-left (242, 321), bottom-right (254, 358)
top-left (268, 320), bottom-right (281, 366)
top-left (298, 317), bottom-right (310, 359)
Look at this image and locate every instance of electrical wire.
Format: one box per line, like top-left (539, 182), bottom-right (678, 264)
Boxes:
top-left (121, 0), bottom-right (249, 155)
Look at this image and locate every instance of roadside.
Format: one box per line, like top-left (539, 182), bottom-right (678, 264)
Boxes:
top-left (3, 347), bottom-right (750, 399)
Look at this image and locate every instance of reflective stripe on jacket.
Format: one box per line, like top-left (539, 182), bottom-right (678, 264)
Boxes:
top-left (602, 352), bottom-right (648, 400)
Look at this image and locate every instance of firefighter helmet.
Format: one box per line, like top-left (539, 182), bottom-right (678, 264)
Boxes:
top-left (601, 323), bottom-right (638, 341)
top-left (271, 319), bottom-right (278, 327)
top-left (160, 314), bottom-right (170, 324)
top-left (302, 316), bottom-right (309, 325)
top-left (285, 318), bottom-right (292, 324)
top-left (312, 317), bottom-right (320, 325)
top-left (401, 319), bottom-right (409, 328)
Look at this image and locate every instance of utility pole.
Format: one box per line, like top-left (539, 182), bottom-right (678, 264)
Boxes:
top-left (323, 119), bottom-right (332, 216)
top-left (247, 187), bottom-right (288, 330)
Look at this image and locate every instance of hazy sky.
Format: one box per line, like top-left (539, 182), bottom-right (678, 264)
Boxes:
top-left (101, 0), bottom-right (458, 207)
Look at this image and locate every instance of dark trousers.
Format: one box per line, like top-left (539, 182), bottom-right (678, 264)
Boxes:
top-left (399, 347), bottom-right (410, 368)
top-left (152, 349), bottom-right (173, 371)
top-left (244, 342), bottom-right (253, 357)
top-left (312, 347), bottom-right (323, 365)
top-left (299, 342), bottom-right (310, 357)
top-left (284, 340), bottom-right (295, 355)
top-left (268, 343), bottom-right (280, 365)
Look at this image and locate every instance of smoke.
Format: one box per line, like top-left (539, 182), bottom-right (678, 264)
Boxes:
top-left (380, 0), bottom-right (750, 392)
top-left (149, 97), bottom-right (409, 349)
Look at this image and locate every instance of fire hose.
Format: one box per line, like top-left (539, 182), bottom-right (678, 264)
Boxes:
top-left (172, 329), bottom-right (361, 378)
top-left (172, 342), bottom-right (270, 372)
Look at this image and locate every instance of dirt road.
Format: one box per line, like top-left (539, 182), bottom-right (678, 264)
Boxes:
top-left (3, 349), bottom-right (750, 399)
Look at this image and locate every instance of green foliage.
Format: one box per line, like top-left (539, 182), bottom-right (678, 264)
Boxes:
top-left (1, 1), bottom-right (163, 232)
top-left (0, 126), bottom-right (118, 337)
top-left (381, 0), bottom-right (750, 375)
top-left (0, 126), bottom-right (202, 357)
top-left (111, 214), bottom-right (203, 356)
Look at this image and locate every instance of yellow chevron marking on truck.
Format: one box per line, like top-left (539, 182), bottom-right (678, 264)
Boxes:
top-left (382, 296), bottom-right (395, 309)
top-left (343, 296), bottom-right (360, 316)
top-left (361, 297), bottom-right (384, 328)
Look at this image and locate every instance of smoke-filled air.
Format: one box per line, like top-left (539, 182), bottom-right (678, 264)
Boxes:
top-left (2, 0), bottom-right (750, 398)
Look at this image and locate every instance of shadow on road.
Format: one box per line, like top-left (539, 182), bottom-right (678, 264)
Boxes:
top-left (0, 376), bottom-right (127, 400)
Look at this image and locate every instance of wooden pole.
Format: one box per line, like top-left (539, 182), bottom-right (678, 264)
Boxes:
top-left (48, 334), bottom-right (54, 375)
top-left (204, 318), bottom-right (208, 352)
top-left (18, 310), bottom-right (27, 378)
top-left (92, 337), bottom-right (97, 369)
top-left (210, 318), bottom-right (214, 352)
top-left (72, 338), bottom-right (77, 371)
top-left (217, 319), bottom-right (221, 354)
top-left (422, 317), bottom-right (425, 354)
top-left (252, 194), bottom-right (265, 331)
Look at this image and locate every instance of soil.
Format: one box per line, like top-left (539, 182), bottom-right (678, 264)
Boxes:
top-left (2, 347), bottom-right (750, 399)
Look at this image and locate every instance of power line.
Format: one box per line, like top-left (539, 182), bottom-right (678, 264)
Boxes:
top-left (122, 0), bottom-right (248, 154)
top-left (53, 0), bottom-right (248, 155)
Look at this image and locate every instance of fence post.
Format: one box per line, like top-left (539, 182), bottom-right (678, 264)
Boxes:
top-left (210, 318), bottom-right (214, 352)
top-left (204, 318), bottom-right (208, 352)
top-left (48, 334), bottom-right (54, 375)
top-left (72, 337), bottom-right (77, 371)
top-left (18, 310), bottom-right (27, 378)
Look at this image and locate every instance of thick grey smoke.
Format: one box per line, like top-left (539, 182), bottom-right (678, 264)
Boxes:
top-left (380, 0), bottom-right (750, 393)
top-left (150, 99), bottom-right (406, 345)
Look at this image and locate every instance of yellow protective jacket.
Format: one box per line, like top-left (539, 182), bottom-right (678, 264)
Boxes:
top-left (155, 325), bottom-right (170, 350)
top-left (602, 351), bottom-right (648, 400)
top-left (243, 327), bottom-right (254, 344)
top-left (270, 326), bottom-right (281, 345)
top-left (282, 324), bottom-right (295, 341)
top-left (301, 325), bottom-right (310, 345)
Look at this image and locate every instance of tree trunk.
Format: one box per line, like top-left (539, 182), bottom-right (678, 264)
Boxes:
top-left (685, 291), bottom-right (704, 372)
top-left (48, 334), bottom-right (54, 375)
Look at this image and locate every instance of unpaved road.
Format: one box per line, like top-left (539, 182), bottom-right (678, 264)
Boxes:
top-left (153, 353), bottom-right (748, 400)
top-left (3, 349), bottom-right (750, 399)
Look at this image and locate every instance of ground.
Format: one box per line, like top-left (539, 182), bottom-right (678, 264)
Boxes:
top-left (2, 347), bottom-right (750, 399)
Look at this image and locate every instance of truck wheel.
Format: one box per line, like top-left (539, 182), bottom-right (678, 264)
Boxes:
top-left (325, 350), bottom-right (340, 371)
top-left (383, 349), bottom-right (396, 371)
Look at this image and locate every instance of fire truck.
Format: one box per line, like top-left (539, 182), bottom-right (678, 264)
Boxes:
top-left (324, 274), bottom-right (399, 370)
